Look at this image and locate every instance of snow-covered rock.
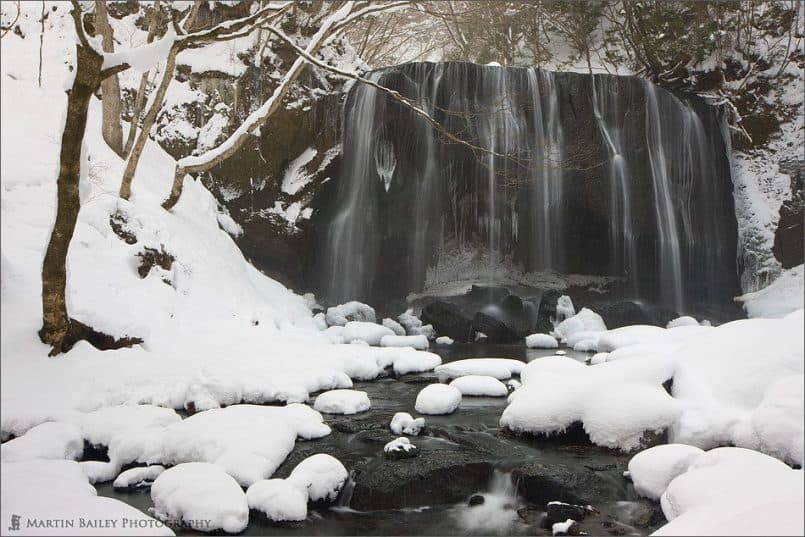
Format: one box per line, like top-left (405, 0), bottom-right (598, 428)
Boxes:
top-left (382, 317), bottom-right (406, 336)
top-left (411, 323), bottom-right (436, 340)
top-left (287, 453), bottom-right (348, 502)
top-left (525, 333), bottom-right (559, 349)
top-left (434, 358), bottom-right (524, 380)
top-left (398, 309), bottom-right (423, 333)
top-left (324, 325), bottom-right (345, 344)
top-left (384, 437), bottom-right (418, 458)
top-left (551, 308), bottom-right (606, 342)
top-left (313, 312), bottom-right (328, 330)
top-left (107, 404), bottom-right (330, 487)
top-left (449, 375), bottom-right (508, 397)
top-left (247, 478), bottom-right (307, 522)
top-left (666, 316), bottom-right (699, 328)
top-left (342, 321), bottom-right (395, 346)
top-left (325, 301), bottom-right (376, 326)
top-left (380, 334), bottom-right (429, 350)
top-left (414, 384), bottom-right (462, 415)
top-left (113, 465), bottom-right (165, 489)
top-left (503, 356), bottom-right (679, 451)
top-left (313, 389), bottom-right (371, 415)
top-left (435, 336), bottom-right (454, 345)
top-left (556, 295), bottom-right (576, 322)
top-left (0, 421), bottom-right (83, 462)
top-left (627, 444), bottom-right (705, 500)
top-left (151, 462), bottom-right (248, 533)
top-left (390, 412), bottom-right (425, 435)
top-left (388, 349), bottom-right (442, 375)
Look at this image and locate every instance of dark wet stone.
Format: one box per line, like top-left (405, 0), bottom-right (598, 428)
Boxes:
top-left (511, 461), bottom-right (627, 506)
top-left (353, 429), bottom-right (398, 445)
top-left (516, 506), bottom-right (544, 525)
top-left (384, 444), bottom-right (418, 460)
top-left (468, 494), bottom-right (485, 506)
top-left (421, 301), bottom-right (474, 342)
top-left (350, 449), bottom-right (495, 510)
top-left (545, 502), bottom-right (591, 527)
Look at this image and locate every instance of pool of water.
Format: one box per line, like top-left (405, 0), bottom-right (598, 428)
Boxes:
top-left (97, 344), bottom-right (663, 535)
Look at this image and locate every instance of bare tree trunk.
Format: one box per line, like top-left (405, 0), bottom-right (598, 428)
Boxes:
top-left (39, 44), bottom-right (103, 355)
top-left (38, 0), bottom-right (44, 87)
top-left (95, 0), bottom-right (124, 156)
top-left (123, 0), bottom-right (161, 157)
top-left (119, 46), bottom-right (178, 199)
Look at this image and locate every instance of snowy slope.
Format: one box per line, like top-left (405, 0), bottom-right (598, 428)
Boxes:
top-left (0, 2), bottom-right (435, 438)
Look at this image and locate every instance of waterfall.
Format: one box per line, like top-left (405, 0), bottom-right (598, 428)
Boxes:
top-left (591, 75), bottom-right (638, 294)
top-left (317, 63), bottom-right (740, 314)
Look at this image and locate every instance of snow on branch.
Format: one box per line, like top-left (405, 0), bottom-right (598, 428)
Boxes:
top-left (101, 29), bottom-right (176, 73)
top-left (178, 1), bottom-right (292, 47)
top-left (175, 2), bottom-right (356, 172)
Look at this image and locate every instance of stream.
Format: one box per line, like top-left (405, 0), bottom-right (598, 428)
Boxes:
top-left (97, 344), bottom-right (665, 535)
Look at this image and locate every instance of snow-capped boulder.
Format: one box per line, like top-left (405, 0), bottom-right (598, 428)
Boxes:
top-left (666, 316), bottom-right (699, 328)
top-left (313, 389), bottom-right (371, 415)
top-left (287, 454), bottom-right (348, 502)
top-left (342, 321), bottom-right (395, 346)
top-left (151, 462), bottom-right (248, 534)
top-left (380, 334), bottom-right (429, 350)
top-left (434, 358), bottom-right (524, 380)
top-left (449, 375), bottom-right (508, 397)
top-left (525, 333), bottom-right (559, 349)
top-left (436, 336), bottom-right (454, 345)
top-left (113, 465), bottom-right (165, 490)
top-left (398, 309), bottom-right (423, 334)
top-left (325, 301), bottom-right (376, 326)
top-left (628, 444), bottom-right (705, 500)
top-left (556, 295), bottom-right (576, 322)
top-left (384, 437), bottom-right (418, 459)
top-left (551, 308), bottom-right (606, 343)
top-left (390, 412), bottom-right (425, 435)
top-left (382, 317), bottom-right (406, 336)
top-left (414, 384), bottom-right (462, 415)
top-left (246, 479), bottom-right (307, 522)
top-left (411, 323), bottom-right (436, 340)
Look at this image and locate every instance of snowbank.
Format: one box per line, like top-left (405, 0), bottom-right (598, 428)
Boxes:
top-left (380, 334), bottom-right (429, 350)
top-left (415, 384), bottom-right (462, 414)
top-left (1, 460), bottom-right (172, 536)
top-left (0, 421), bottom-right (83, 462)
top-left (435, 358), bottom-right (524, 380)
top-left (151, 462), bottom-right (248, 533)
top-left (390, 412), bottom-right (425, 435)
top-left (525, 333), bottom-right (559, 349)
top-left (735, 264), bottom-right (804, 318)
top-left (313, 389), bottom-right (371, 415)
top-left (449, 375), bottom-right (508, 397)
top-left (630, 446), bottom-right (804, 536)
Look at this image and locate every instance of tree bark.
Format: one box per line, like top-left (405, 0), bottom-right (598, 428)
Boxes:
top-left (39, 44), bottom-right (103, 355)
top-left (123, 0), bottom-right (161, 157)
top-left (95, 0), bottom-right (124, 156)
top-left (119, 46), bottom-right (178, 199)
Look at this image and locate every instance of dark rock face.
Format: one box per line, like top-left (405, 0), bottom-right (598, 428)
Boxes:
top-left (420, 301), bottom-right (474, 342)
top-left (468, 494), bottom-right (485, 506)
top-left (592, 301), bottom-right (677, 328)
top-left (472, 312), bottom-right (520, 343)
top-left (773, 159), bottom-right (804, 269)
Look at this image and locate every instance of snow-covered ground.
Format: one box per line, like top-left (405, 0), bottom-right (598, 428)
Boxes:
top-left (1, 3), bottom-right (803, 536)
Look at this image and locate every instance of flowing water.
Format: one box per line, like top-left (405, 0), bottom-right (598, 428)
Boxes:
top-left (316, 63), bottom-right (740, 315)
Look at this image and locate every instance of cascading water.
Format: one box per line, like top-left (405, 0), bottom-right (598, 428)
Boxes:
top-left (316, 62), bottom-right (740, 314)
